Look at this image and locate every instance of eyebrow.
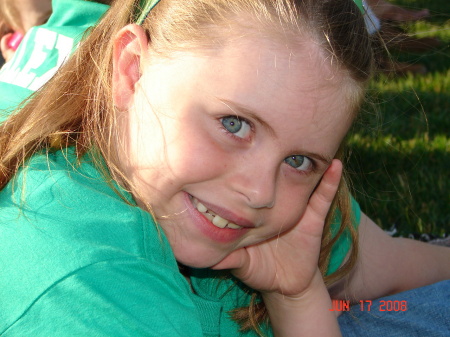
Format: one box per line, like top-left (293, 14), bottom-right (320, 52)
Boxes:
top-left (218, 98), bottom-right (277, 138)
top-left (217, 98), bottom-right (333, 166)
top-left (295, 151), bottom-right (333, 167)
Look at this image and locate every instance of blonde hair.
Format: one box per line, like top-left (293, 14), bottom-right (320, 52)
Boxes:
top-left (0, 0), bottom-right (373, 332)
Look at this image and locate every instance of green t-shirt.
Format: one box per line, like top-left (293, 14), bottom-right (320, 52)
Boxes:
top-left (0, 149), bottom-right (359, 336)
top-left (0, 0), bottom-right (108, 121)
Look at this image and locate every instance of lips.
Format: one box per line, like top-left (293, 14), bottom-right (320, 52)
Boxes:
top-left (192, 197), bottom-right (244, 229)
top-left (182, 193), bottom-right (254, 244)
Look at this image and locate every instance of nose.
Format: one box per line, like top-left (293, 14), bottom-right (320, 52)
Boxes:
top-left (232, 160), bottom-right (278, 209)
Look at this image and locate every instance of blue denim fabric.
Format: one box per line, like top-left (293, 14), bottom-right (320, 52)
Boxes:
top-left (338, 280), bottom-right (450, 337)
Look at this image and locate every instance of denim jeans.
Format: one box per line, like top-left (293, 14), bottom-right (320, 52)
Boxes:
top-left (338, 280), bottom-right (450, 337)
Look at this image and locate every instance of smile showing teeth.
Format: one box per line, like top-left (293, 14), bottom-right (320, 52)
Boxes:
top-left (192, 198), bottom-right (243, 230)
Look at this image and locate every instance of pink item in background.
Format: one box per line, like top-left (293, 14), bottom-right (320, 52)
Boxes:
top-left (7, 32), bottom-right (24, 51)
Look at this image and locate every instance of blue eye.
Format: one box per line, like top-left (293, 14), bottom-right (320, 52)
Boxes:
top-left (221, 116), bottom-right (251, 138)
top-left (284, 155), bottom-right (312, 171)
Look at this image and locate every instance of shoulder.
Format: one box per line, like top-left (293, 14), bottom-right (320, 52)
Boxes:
top-left (1, 149), bottom-right (171, 261)
top-left (0, 149), bottom-right (180, 331)
top-left (3, 149), bottom-right (141, 231)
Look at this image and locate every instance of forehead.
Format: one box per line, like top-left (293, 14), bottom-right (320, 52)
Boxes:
top-left (150, 34), bottom-right (356, 104)
top-left (143, 34), bottom-right (356, 153)
top-left (201, 35), bottom-right (355, 125)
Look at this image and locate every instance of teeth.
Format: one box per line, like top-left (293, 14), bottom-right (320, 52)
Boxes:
top-left (196, 202), bottom-right (208, 213)
top-left (204, 213), bottom-right (214, 221)
top-left (212, 215), bottom-right (228, 228)
top-left (192, 197), bottom-right (243, 230)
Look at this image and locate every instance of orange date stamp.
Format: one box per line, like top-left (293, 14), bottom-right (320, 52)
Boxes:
top-left (329, 299), bottom-right (408, 312)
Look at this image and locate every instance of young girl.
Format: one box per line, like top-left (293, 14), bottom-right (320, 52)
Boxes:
top-left (0, 0), bottom-right (448, 336)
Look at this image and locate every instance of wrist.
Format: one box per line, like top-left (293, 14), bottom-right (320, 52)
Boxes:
top-left (262, 271), bottom-right (341, 336)
top-left (262, 269), bottom-right (326, 309)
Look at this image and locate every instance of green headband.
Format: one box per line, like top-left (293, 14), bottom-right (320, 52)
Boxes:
top-left (135, 0), bottom-right (364, 25)
top-left (352, 0), bottom-right (364, 13)
top-left (135, 0), bottom-right (161, 24)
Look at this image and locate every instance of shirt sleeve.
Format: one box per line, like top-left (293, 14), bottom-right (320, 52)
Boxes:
top-left (3, 259), bottom-right (204, 337)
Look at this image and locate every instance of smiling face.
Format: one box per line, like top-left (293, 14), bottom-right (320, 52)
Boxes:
top-left (114, 30), bottom-right (358, 268)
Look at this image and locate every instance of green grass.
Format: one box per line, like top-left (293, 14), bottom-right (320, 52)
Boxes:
top-left (346, 0), bottom-right (449, 236)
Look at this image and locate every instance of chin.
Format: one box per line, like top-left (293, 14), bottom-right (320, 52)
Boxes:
top-left (176, 255), bottom-right (222, 269)
top-left (173, 247), bottom-right (226, 269)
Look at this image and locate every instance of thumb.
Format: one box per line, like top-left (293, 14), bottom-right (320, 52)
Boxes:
top-left (309, 159), bottom-right (342, 220)
top-left (296, 159), bottom-right (343, 237)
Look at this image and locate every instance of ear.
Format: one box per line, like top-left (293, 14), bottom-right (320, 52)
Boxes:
top-left (112, 24), bottom-right (149, 111)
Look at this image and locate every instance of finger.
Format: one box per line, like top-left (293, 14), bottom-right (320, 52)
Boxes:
top-left (309, 159), bottom-right (342, 218)
top-left (298, 159), bottom-right (343, 236)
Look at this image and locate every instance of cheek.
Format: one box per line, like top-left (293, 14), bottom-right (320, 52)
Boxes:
top-left (269, 177), bottom-right (321, 234)
top-left (274, 198), bottom-right (308, 234)
top-left (124, 105), bottom-right (166, 167)
top-left (164, 126), bottom-right (231, 181)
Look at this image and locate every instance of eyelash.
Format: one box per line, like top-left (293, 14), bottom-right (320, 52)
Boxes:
top-left (219, 115), bottom-right (254, 141)
top-left (283, 155), bottom-right (317, 175)
top-left (218, 114), bottom-right (318, 175)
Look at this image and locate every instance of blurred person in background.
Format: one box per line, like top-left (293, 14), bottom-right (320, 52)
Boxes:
top-left (0, 0), bottom-right (110, 119)
top-left (0, 0), bottom-right (52, 62)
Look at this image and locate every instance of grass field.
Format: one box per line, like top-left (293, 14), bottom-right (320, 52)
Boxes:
top-left (347, 0), bottom-right (449, 236)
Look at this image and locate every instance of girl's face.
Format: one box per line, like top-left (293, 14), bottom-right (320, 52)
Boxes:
top-left (116, 31), bottom-right (356, 268)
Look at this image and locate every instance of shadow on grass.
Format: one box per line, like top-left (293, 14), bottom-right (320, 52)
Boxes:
top-left (356, 88), bottom-right (449, 139)
top-left (346, 88), bottom-right (449, 235)
top-left (347, 142), bottom-right (449, 234)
